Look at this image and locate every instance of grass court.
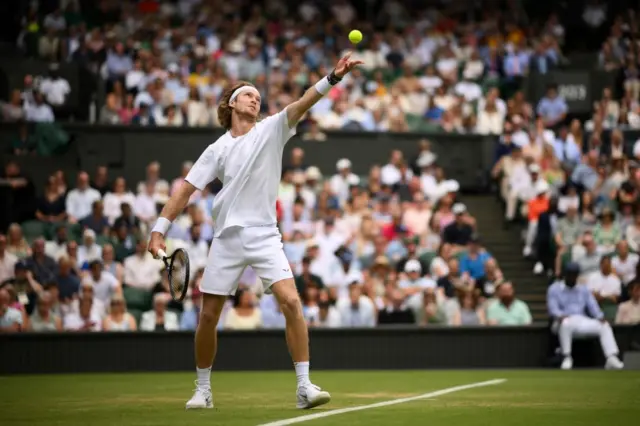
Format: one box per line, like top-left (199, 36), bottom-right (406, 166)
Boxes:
top-left (2, 370), bottom-right (637, 425)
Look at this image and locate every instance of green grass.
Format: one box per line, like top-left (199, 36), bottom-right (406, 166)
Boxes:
top-left (1, 370), bottom-right (638, 425)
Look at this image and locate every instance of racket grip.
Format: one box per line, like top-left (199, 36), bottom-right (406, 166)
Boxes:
top-left (157, 249), bottom-right (167, 259)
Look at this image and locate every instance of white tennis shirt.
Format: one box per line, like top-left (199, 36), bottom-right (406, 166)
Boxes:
top-left (185, 109), bottom-right (296, 237)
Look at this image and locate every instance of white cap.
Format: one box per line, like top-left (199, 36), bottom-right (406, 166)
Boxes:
top-left (452, 203), bottom-right (467, 215)
top-left (305, 166), bottom-right (322, 181)
top-left (347, 174), bottom-right (361, 186)
top-left (336, 158), bottom-right (352, 170)
top-left (529, 163), bottom-right (541, 173)
top-left (444, 179), bottom-right (460, 193)
top-left (167, 63), bottom-right (179, 73)
top-left (404, 259), bottom-right (422, 274)
top-left (417, 152), bottom-right (436, 168)
top-left (535, 179), bottom-right (550, 194)
top-left (83, 229), bottom-right (96, 240)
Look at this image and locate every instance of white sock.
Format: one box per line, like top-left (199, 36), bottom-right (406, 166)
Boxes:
top-left (196, 366), bottom-right (211, 388)
top-left (294, 361), bottom-right (310, 387)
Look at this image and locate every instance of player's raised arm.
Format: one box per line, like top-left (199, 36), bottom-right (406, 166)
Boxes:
top-left (285, 52), bottom-right (363, 128)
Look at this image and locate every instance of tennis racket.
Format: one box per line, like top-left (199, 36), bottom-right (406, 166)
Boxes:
top-left (157, 248), bottom-right (190, 302)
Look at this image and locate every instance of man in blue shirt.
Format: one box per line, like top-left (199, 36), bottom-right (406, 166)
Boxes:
top-left (459, 236), bottom-right (492, 281)
top-left (547, 262), bottom-right (624, 370)
top-left (536, 84), bottom-right (568, 128)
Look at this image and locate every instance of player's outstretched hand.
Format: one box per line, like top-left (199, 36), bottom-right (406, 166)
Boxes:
top-left (148, 232), bottom-right (166, 259)
top-left (334, 52), bottom-right (364, 78)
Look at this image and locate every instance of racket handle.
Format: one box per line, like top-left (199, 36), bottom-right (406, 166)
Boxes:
top-left (157, 249), bottom-right (167, 259)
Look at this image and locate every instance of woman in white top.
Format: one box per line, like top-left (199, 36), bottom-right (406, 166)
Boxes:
top-left (103, 177), bottom-right (136, 225)
top-left (223, 289), bottom-right (261, 330)
top-left (102, 295), bottom-right (137, 331)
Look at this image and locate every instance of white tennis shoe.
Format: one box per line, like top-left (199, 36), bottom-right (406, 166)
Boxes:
top-left (186, 381), bottom-right (214, 410)
top-left (297, 383), bottom-right (331, 409)
top-left (605, 355), bottom-right (624, 370)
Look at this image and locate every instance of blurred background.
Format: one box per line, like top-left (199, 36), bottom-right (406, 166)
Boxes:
top-left (0, 0), bottom-right (639, 346)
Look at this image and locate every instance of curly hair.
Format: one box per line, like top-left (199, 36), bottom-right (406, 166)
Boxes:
top-left (217, 81), bottom-right (256, 130)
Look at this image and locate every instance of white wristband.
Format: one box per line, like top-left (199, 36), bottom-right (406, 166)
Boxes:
top-left (314, 76), bottom-right (332, 96)
top-left (151, 217), bottom-right (171, 236)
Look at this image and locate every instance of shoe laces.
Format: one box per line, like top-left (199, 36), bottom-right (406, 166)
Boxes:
top-left (194, 380), bottom-right (211, 394)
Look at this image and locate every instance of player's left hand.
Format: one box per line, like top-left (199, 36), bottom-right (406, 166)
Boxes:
top-left (334, 52), bottom-right (364, 78)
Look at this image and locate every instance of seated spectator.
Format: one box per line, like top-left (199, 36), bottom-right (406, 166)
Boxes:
top-left (593, 209), bottom-right (621, 253)
top-left (536, 84), bottom-right (567, 128)
top-left (459, 236), bottom-right (492, 282)
top-left (615, 281), bottom-right (640, 324)
top-left (136, 161), bottom-right (170, 204)
top-left (101, 244), bottom-right (124, 283)
top-left (429, 243), bottom-right (453, 280)
top-left (44, 225), bottom-right (68, 261)
top-left (313, 296), bottom-right (341, 328)
top-left (102, 294), bottom-right (137, 331)
top-left (554, 205), bottom-right (583, 275)
top-left (63, 297), bottom-right (101, 332)
top-left (612, 240), bottom-right (638, 288)
top-left (450, 289), bottom-right (486, 326)
top-left (378, 288), bottom-right (415, 325)
top-left (547, 262), bottom-right (623, 370)
top-left (113, 202), bottom-right (141, 234)
top-left (475, 258), bottom-right (504, 300)
top-left (486, 282), bottom-right (532, 325)
top-left (25, 238), bottom-right (57, 284)
top-left (415, 288), bottom-right (447, 326)
top-left (100, 93), bottom-right (122, 124)
top-left (223, 289), bottom-right (261, 330)
top-left (398, 259), bottom-right (436, 296)
top-left (505, 164), bottom-right (543, 225)
top-left (77, 229), bottom-right (102, 267)
top-left (437, 258), bottom-right (473, 298)
top-left (0, 288), bottom-right (23, 332)
top-left (181, 224), bottom-right (210, 271)
top-left (83, 260), bottom-right (121, 307)
top-left (35, 175), bottom-right (67, 224)
top-left (112, 224), bottom-right (136, 262)
top-left (2, 261), bottom-right (41, 315)
top-left (24, 92), bottom-right (54, 122)
top-left (133, 182), bottom-right (159, 227)
top-left (587, 257), bottom-right (622, 321)
top-left (573, 232), bottom-right (603, 283)
top-left (140, 293), bottom-right (179, 332)
top-left (180, 283), bottom-right (203, 331)
top-left (123, 241), bottom-right (162, 291)
top-left (1, 90), bottom-right (26, 123)
top-left (103, 177), bottom-right (136, 225)
top-left (0, 234), bottom-right (17, 284)
top-left (80, 200), bottom-right (110, 236)
top-left (28, 291), bottom-right (62, 331)
top-left (66, 172), bottom-right (102, 224)
top-left (55, 256), bottom-right (80, 303)
top-left (442, 203), bottom-right (473, 250)
top-left (67, 281), bottom-right (106, 319)
top-left (7, 223), bottom-right (31, 259)
top-left (336, 284), bottom-right (376, 327)
top-left (395, 237), bottom-right (428, 276)
top-left (625, 213), bottom-right (640, 252)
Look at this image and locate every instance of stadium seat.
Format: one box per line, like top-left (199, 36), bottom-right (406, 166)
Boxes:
top-left (123, 286), bottom-right (153, 312)
top-left (21, 220), bottom-right (47, 243)
top-left (128, 308), bottom-right (144, 327)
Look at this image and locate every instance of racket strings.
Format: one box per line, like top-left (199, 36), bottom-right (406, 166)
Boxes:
top-left (169, 252), bottom-right (188, 294)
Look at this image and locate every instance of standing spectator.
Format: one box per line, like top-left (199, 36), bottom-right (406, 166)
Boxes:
top-left (102, 295), bottom-right (137, 331)
top-left (486, 282), bottom-right (532, 325)
top-left (66, 172), bottom-right (101, 223)
top-left (140, 293), bottom-right (179, 332)
top-left (28, 291), bottom-right (62, 331)
top-left (123, 241), bottom-right (162, 291)
top-left (547, 262), bottom-right (623, 370)
top-left (0, 234), bottom-right (17, 283)
top-left (523, 180), bottom-right (550, 258)
top-left (40, 65), bottom-right (71, 109)
top-left (615, 282), bottom-right (640, 324)
top-left (0, 288), bottom-right (23, 332)
top-left (536, 84), bottom-right (568, 128)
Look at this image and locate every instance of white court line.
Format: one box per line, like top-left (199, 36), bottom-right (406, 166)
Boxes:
top-left (257, 378), bottom-right (507, 426)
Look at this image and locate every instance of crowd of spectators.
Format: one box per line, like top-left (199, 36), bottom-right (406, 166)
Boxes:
top-left (5, 0), bottom-right (639, 134)
top-left (0, 142), bottom-right (534, 332)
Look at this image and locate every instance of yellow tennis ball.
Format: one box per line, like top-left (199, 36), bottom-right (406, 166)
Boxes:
top-left (348, 30), bottom-right (363, 44)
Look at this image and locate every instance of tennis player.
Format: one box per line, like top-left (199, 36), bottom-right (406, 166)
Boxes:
top-left (148, 53), bottom-right (363, 410)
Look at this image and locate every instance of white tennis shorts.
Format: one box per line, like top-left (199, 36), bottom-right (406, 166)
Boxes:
top-left (200, 226), bottom-right (293, 296)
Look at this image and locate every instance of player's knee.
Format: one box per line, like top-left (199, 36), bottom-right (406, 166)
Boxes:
top-left (280, 294), bottom-right (303, 318)
top-left (199, 308), bottom-right (220, 327)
